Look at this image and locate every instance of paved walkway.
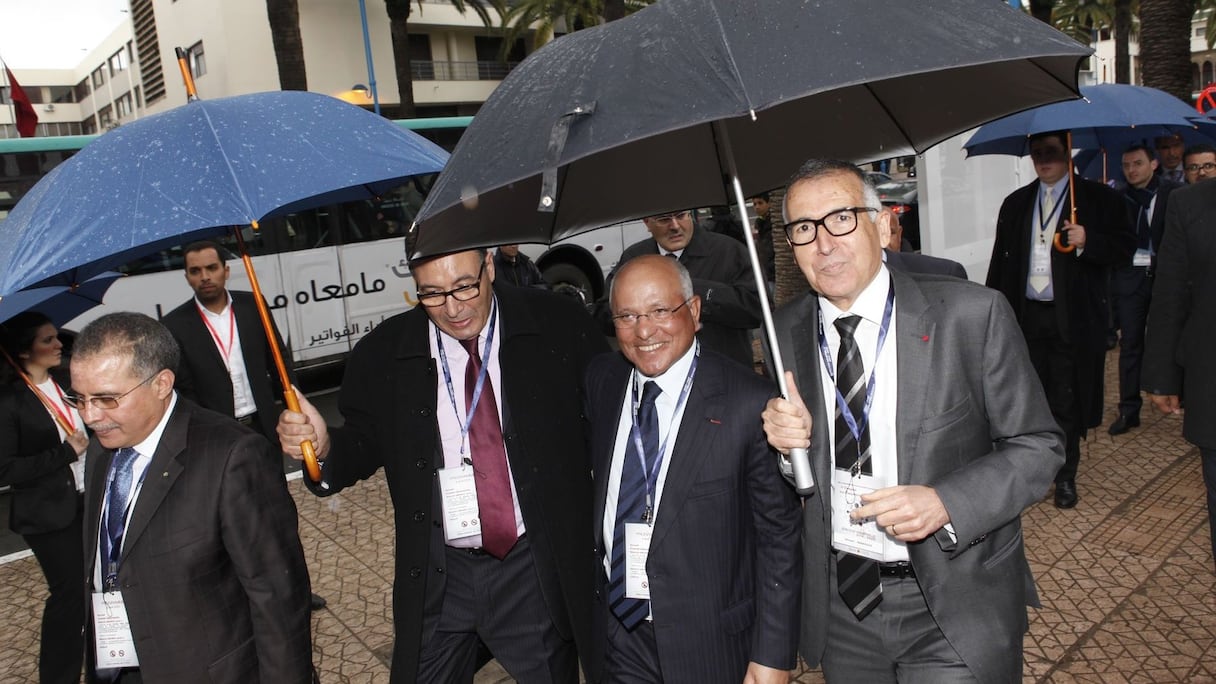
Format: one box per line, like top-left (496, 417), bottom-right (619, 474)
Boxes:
top-left (2, 352), bottom-right (1214, 682)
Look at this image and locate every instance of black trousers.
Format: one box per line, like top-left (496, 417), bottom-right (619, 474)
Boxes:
top-left (1022, 300), bottom-right (1081, 483)
top-left (23, 495), bottom-right (86, 684)
top-left (1111, 266), bottom-right (1153, 418)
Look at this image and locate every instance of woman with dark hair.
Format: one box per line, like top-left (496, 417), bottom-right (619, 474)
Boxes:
top-left (0, 311), bottom-right (87, 683)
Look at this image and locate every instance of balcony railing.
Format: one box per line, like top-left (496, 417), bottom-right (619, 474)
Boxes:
top-left (410, 60), bottom-right (520, 81)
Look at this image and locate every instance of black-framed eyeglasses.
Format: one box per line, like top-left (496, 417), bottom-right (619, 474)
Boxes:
top-left (611, 298), bottom-right (692, 328)
top-left (416, 261), bottom-right (487, 308)
top-left (783, 207), bottom-right (879, 246)
top-left (648, 210), bottom-right (692, 226)
top-left (63, 372), bottom-right (160, 410)
top-left (1185, 162), bottom-right (1216, 173)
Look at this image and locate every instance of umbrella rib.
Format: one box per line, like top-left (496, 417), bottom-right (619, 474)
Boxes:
top-left (198, 105), bottom-right (259, 221)
top-left (862, 82), bottom-right (917, 153)
top-left (704, 0), bottom-right (756, 115)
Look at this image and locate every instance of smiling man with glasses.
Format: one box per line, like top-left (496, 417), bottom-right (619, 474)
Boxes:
top-left (278, 247), bottom-right (609, 683)
top-left (70, 312), bottom-right (312, 683)
top-left (597, 205), bottom-right (762, 370)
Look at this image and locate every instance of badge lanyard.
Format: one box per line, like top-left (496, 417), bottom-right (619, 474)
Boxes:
top-left (99, 461), bottom-right (150, 592)
top-left (436, 296), bottom-right (499, 460)
top-left (196, 300), bottom-right (236, 370)
top-left (816, 277), bottom-right (895, 478)
top-left (1037, 187), bottom-right (1065, 243)
top-left (629, 343), bottom-right (699, 525)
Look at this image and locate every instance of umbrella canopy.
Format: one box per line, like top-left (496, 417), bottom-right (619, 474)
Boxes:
top-left (964, 84), bottom-right (1214, 157)
top-left (411, 0), bottom-right (1088, 258)
top-left (0, 90), bottom-right (449, 296)
top-left (0, 272), bottom-right (123, 326)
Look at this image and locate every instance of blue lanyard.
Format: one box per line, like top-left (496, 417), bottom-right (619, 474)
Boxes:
top-left (436, 296), bottom-right (499, 459)
top-left (816, 277), bottom-right (895, 475)
top-left (99, 459), bottom-right (149, 591)
top-left (1038, 186), bottom-right (1065, 235)
top-left (629, 343), bottom-right (699, 525)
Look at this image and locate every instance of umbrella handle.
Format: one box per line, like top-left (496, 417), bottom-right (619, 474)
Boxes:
top-left (1053, 232), bottom-right (1076, 253)
top-left (1056, 132), bottom-right (1078, 254)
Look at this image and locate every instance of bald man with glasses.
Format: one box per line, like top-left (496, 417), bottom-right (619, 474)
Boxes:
top-left (598, 209), bottom-right (762, 369)
top-left (278, 248), bottom-right (609, 683)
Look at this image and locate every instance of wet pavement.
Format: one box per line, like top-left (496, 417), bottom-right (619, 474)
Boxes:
top-left (1, 351), bottom-right (1214, 682)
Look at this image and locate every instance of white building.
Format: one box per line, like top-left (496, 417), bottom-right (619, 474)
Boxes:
top-left (1083, 8), bottom-right (1215, 97)
top-left (2, 0), bottom-right (529, 138)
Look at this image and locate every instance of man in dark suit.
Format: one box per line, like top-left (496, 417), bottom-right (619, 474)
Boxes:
top-left (600, 210), bottom-right (761, 369)
top-left (763, 160), bottom-right (1063, 683)
top-left (884, 249), bottom-right (968, 279)
top-left (1143, 181), bottom-right (1216, 571)
top-left (161, 241), bottom-right (290, 444)
top-left (585, 255), bottom-right (801, 683)
top-left (278, 248), bottom-right (608, 683)
top-left (69, 312), bottom-right (312, 683)
top-left (1108, 144), bottom-right (1179, 436)
top-left (985, 130), bottom-right (1134, 508)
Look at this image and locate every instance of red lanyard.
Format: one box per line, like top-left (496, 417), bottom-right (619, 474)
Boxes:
top-left (31, 380), bottom-right (76, 433)
top-left (197, 301), bottom-right (235, 366)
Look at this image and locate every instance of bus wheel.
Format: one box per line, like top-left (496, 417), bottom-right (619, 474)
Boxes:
top-left (543, 263), bottom-right (593, 308)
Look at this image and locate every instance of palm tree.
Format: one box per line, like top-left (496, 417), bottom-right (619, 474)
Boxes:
top-left (498, 0), bottom-right (651, 54)
top-left (1139, 0), bottom-right (1194, 101)
top-left (1052, 0), bottom-right (1115, 43)
top-left (266, 0), bottom-right (307, 90)
top-left (384, 0), bottom-right (506, 118)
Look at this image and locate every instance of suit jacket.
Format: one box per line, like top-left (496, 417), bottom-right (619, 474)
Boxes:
top-left (602, 228), bottom-right (762, 368)
top-left (885, 248), bottom-right (968, 279)
top-left (307, 284), bottom-right (609, 683)
top-left (83, 399), bottom-right (311, 683)
top-left (0, 375), bottom-right (79, 535)
top-left (986, 175), bottom-right (1135, 428)
top-left (1143, 181), bottom-right (1216, 449)
top-left (775, 270), bottom-right (1064, 684)
top-left (584, 349), bottom-right (801, 683)
top-left (162, 290), bottom-right (292, 441)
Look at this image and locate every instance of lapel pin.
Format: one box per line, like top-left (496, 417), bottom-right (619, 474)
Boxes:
top-left (708, 418), bottom-right (721, 425)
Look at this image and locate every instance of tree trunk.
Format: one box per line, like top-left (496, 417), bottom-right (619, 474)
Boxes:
top-left (266, 0), bottom-right (307, 90)
top-left (385, 0), bottom-right (416, 117)
top-left (603, 0), bottom-right (626, 22)
top-left (1139, 0), bottom-right (1194, 101)
top-left (1114, 0), bottom-right (1132, 83)
top-left (1028, 0), bottom-right (1054, 24)
top-left (769, 189), bottom-right (808, 307)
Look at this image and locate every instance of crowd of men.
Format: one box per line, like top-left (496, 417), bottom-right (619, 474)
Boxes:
top-left (28, 140), bottom-right (1214, 683)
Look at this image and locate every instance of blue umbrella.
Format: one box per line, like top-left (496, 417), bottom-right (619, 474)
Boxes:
top-left (0, 272), bottom-right (123, 326)
top-left (0, 89), bottom-right (448, 295)
top-left (0, 86), bottom-right (448, 481)
top-left (963, 84), bottom-right (1213, 157)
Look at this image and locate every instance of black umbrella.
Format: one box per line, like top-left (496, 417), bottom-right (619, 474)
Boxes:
top-left (413, 0), bottom-right (1089, 492)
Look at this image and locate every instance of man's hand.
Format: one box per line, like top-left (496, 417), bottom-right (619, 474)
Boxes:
top-left (1148, 393), bottom-right (1182, 415)
top-left (851, 485), bottom-right (949, 543)
top-left (66, 429), bottom-right (89, 456)
top-left (762, 372), bottom-right (811, 454)
top-left (277, 385), bottom-right (331, 460)
top-left (743, 662), bottom-right (790, 684)
top-left (1061, 221), bottom-right (1087, 250)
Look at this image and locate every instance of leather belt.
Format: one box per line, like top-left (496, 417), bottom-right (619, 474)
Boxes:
top-left (236, 413), bottom-right (258, 427)
top-left (451, 533), bottom-right (526, 557)
top-left (877, 561), bottom-right (916, 579)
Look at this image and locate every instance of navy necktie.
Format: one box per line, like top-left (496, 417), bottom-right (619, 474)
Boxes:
top-left (101, 447), bottom-right (139, 588)
top-left (609, 380), bottom-right (661, 630)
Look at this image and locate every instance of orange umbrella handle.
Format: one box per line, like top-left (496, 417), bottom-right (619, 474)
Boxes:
top-left (1056, 131), bottom-right (1079, 254)
top-left (1053, 232), bottom-right (1076, 253)
top-left (233, 223), bottom-right (322, 482)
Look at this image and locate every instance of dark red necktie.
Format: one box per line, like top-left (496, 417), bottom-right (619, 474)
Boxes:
top-left (461, 337), bottom-right (518, 559)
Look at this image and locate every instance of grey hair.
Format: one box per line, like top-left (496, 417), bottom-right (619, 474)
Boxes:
top-left (74, 312), bottom-right (179, 379)
top-left (782, 159), bottom-right (881, 222)
top-left (609, 255), bottom-right (694, 303)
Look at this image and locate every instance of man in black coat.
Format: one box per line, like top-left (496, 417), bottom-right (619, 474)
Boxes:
top-left (601, 210), bottom-right (761, 369)
top-left (1108, 144), bottom-right (1180, 436)
top-left (986, 131), bottom-right (1135, 509)
top-left (161, 241), bottom-right (291, 444)
top-left (278, 248), bottom-right (609, 683)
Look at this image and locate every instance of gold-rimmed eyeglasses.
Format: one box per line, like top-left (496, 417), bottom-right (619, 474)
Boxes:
top-left (63, 372), bottom-right (160, 410)
top-left (611, 298), bottom-right (692, 328)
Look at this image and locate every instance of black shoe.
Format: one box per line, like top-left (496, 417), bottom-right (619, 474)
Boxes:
top-left (310, 593), bottom-right (327, 611)
top-left (1054, 481), bottom-right (1078, 509)
top-left (1107, 414), bottom-right (1140, 436)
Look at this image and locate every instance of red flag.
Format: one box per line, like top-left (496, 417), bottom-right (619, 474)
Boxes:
top-left (6, 67), bottom-right (38, 137)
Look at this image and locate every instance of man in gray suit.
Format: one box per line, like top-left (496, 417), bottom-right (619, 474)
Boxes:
top-left (763, 160), bottom-right (1063, 683)
top-left (1143, 181), bottom-right (1216, 570)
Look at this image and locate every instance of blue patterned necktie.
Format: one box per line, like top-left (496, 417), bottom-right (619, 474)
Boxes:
top-left (101, 447), bottom-right (139, 587)
top-left (608, 380), bottom-right (661, 630)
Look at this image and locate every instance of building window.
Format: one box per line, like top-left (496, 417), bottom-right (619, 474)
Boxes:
top-left (134, 85), bottom-right (142, 108)
top-left (98, 104), bottom-right (114, 129)
top-left (49, 86), bottom-right (76, 104)
top-left (1205, 61), bottom-right (1214, 88)
top-left (116, 92), bottom-right (134, 118)
top-left (109, 49), bottom-right (128, 76)
top-left (187, 41), bottom-right (207, 78)
top-left (74, 78), bottom-right (91, 103)
top-left (92, 67), bottom-right (106, 88)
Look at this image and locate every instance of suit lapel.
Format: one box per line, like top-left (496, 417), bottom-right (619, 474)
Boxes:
top-left (790, 296), bottom-right (833, 496)
top-left (648, 353), bottom-right (720, 552)
top-left (119, 402), bottom-right (189, 562)
top-left (185, 301), bottom-right (228, 372)
top-left (83, 443), bottom-right (112, 575)
top-left (890, 271), bottom-right (933, 484)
